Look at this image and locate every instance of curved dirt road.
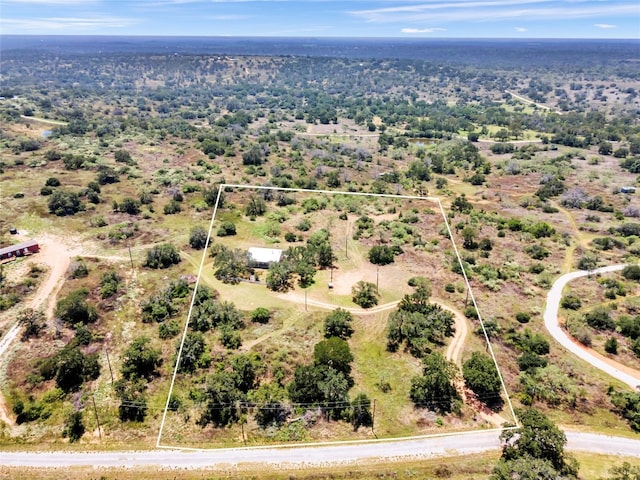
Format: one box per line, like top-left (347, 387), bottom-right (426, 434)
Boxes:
top-left (544, 264), bottom-right (640, 390)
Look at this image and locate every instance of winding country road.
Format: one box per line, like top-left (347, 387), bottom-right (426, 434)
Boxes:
top-left (544, 264), bottom-right (640, 390)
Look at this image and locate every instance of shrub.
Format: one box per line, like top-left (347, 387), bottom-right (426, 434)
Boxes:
top-left (62, 411), bottom-right (85, 443)
top-left (604, 337), bottom-right (618, 354)
top-left (515, 312), bottom-right (531, 324)
top-left (189, 225), bottom-right (208, 249)
top-left (250, 307), bottom-right (271, 324)
top-left (216, 221), bottom-right (237, 237)
top-left (324, 308), bottom-right (354, 339)
top-left (560, 294), bottom-right (581, 310)
top-left (352, 281), bottom-right (379, 308)
top-left (48, 190), bottom-right (84, 216)
top-left (163, 199), bottom-right (182, 214)
top-left (144, 243), bottom-right (181, 269)
top-left (622, 265), bottom-right (640, 281)
top-left (584, 307), bottom-right (615, 330)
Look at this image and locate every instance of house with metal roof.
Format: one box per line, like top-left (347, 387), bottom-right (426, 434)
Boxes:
top-left (247, 247), bottom-right (283, 269)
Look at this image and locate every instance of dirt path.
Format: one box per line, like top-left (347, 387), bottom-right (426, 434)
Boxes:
top-left (442, 302), bottom-right (469, 366)
top-left (20, 115), bottom-right (68, 126)
top-left (545, 265), bottom-right (640, 389)
top-left (504, 90), bottom-right (564, 115)
top-left (0, 234), bottom-right (129, 427)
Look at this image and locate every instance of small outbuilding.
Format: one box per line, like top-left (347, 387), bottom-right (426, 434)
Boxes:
top-left (247, 247), bottom-right (283, 269)
top-left (0, 240), bottom-right (40, 260)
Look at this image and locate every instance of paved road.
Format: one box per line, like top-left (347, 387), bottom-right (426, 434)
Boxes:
top-left (544, 264), bottom-right (640, 390)
top-left (2, 430), bottom-right (639, 469)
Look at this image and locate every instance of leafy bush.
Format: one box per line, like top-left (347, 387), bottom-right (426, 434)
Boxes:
top-left (55, 288), bottom-right (98, 325)
top-left (324, 308), bottom-right (354, 339)
top-left (216, 221), bottom-right (237, 236)
top-left (121, 337), bottom-right (162, 380)
top-left (163, 199), bottom-right (182, 214)
top-left (47, 190), bottom-right (84, 216)
top-left (250, 307), bottom-right (271, 324)
top-left (584, 307), bottom-right (615, 330)
top-left (62, 411), bottom-right (85, 442)
top-left (462, 352), bottom-right (502, 405)
top-left (99, 271), bottom-right (121, 299)
top-left (352, 281), bottom-right (379, 308)
top-left (410, 352), bottom-right (460, 413)
top-left (144, 243), bottom-right (180, 269)
top-left (561, 294), bottom-right (582, 310)
top-left (189, 225), bottom-right (208, 249)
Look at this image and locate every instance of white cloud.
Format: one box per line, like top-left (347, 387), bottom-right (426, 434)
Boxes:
top-left (594, 23), bottom-right (616, 29)
top-left (1, 16), bottom-right (139, 31)
top-left (401, 27), bottom-right (446, 33)
top-left (349, 1), bottom-right (640, 24)
top-left (2, 0), bottom-right (96, 4)
top-left (515, 26), bottom-right (527, 32)
top-left (208, 14), bottom-right (251, 20)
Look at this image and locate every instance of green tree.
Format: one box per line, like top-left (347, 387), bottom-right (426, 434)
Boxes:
top-left (250, 383), bottom-right (288, 428)
top-left (115, 378), bottom-right (147, 422)
top-left (493, 408), bottom-right (578, 478)
top-left (54, 347), bottom-right (100, 393)
top-left (62, 411), bottom-right (85, 442)
top-left (47, 190), bottom-right (84, 216)
top-left (251, 307), bottom-right (271, 324)
top-left (350, 393), bottom-right (373, 431)
top-left (199, 371), bottom-right (244, 427)
top-left (313, 337), bottom-right (354, 379)
top-left (604, 462), bottom-right (640, 480)
top-left (287, 364), bottom-right (325, 405)
top-left (462, 352), bottom-right (502, 406)
top-left (118, 197), bottom-right (141, 215)
top-left (18, 308), bottom-right (45, 340)
top-left (368, 245), bottom-right (396, 265)
top-left (189, 225), bottom-right (208, 249)
top-left (622, 265), bottom-right (640, 281)
top-left (245, 195), bottom-right (267, 216)
top-left (144, 243), bottom-right (181, 269)
top-left (121, 336), bottom-right (162, 380)
top-left (265, 262), bottom-right (294, 292)
top-left (324, 308), bottom-right (354, 339)
top-left (178, 331), bottom-right (210, 374)
top-left (99, 270), bottom-right (121, 299)
top-left (409, 352), bottom-right (460, 413)
top-left (114, 149), bottom-right (133, 164)
top-left (213, 248), bottom-right (249, 284)
top-left (55, 288), bottom-right (98, 326)
top-left (352, 281), bottom-right (379, 308)
top-left (216, 221), bottom-right (237, 237)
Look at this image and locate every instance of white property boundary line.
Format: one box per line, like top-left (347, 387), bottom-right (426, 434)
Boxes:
top-left (156, 184), bottom-right (519, 449)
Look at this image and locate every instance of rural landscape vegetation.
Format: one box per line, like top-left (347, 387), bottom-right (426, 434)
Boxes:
top-left (0, 37), bottom-right (639, 478)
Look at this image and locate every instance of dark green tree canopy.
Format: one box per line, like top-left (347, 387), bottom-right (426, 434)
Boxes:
top-left (324, 308), bottom-right (354, 340)
top-left (495, 408), bottom-right (578, 479)
top-left (462, 351), bottom-right (502, 406)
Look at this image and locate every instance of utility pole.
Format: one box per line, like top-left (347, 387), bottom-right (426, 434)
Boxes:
top-left (105, 348), bottom-right (114, 384)
top-left (128, 244), bottom-right (134, 271)
top-left (92, 395), bottom-right (102, 440)
top-left (371, 398), bottom-right (376, 437)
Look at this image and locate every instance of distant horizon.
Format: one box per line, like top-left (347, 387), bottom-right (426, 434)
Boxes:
top-left (2, 34), bottom-right (637, 41)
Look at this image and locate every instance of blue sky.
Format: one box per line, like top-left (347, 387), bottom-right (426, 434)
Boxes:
top-left (1, 0), bottom-right (638, 38)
